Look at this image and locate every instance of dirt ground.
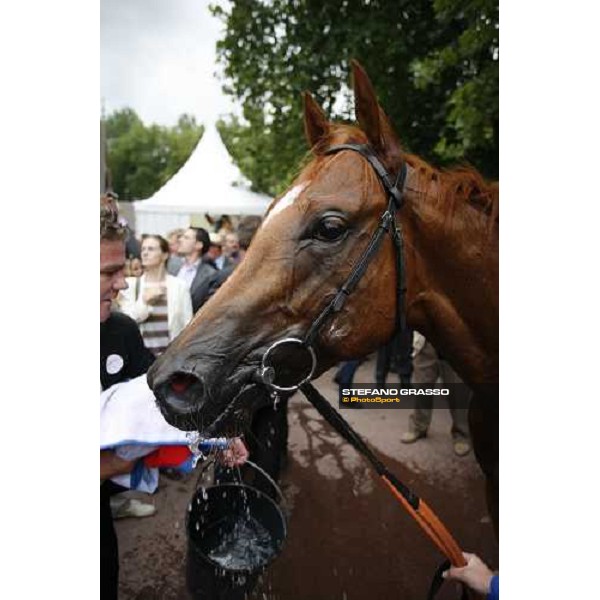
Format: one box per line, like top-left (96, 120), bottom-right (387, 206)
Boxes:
top-left (116, 357), bottom-right (498, 600)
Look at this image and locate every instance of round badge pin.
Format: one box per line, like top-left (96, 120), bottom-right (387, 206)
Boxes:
top-left (106, 354), bottom-right (124, 375)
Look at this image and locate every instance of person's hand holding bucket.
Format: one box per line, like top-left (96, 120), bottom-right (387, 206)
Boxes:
top-left (218, 438), bottom-right (249, 468)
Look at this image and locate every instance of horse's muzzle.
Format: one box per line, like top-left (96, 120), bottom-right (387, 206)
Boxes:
top-left (151, 371), bottom-right (208, 430)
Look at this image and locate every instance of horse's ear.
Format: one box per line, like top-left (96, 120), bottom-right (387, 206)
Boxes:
top-left (303, 92), bottom-right (330, 149)
top-left (351, 60), bottom-right (401, 158)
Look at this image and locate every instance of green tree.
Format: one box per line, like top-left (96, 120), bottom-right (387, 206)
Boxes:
top-left (105, 109), bottom-right (204, 201)
top-left (411, 0), bottom-right (499, 171)
top-left (210, 0), bottom-right (498, 195)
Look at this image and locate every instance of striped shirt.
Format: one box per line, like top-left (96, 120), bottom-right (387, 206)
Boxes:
top-left (139, 294), bottom-right (170, 356)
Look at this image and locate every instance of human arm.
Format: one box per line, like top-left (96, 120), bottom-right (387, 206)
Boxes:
top-left (100, 450), bottom-right (137, 480)
top-left (443, 553), bottom-right (497, 597)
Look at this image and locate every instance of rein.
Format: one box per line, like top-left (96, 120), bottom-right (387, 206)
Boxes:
top-left (300, 381), bottom-right (467, 600)
top-left (258, 142), bottom-right (468, 597)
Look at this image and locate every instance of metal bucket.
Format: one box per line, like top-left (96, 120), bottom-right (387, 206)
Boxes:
top-left (186, 461), bottom-right (287, 600)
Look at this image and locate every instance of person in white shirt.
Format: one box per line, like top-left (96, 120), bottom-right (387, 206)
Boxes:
top-left (119, 234), bottom-right (193, 356)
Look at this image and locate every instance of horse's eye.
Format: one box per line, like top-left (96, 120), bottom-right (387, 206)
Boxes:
top-left (313, 216), bottom-right (348, 242)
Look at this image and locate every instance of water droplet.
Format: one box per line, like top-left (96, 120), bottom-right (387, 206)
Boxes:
top-left (270, 389), bottom-right (281, 409)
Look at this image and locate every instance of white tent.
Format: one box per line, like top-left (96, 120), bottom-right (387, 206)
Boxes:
top-left (133, 125), bottom-right (272, 236)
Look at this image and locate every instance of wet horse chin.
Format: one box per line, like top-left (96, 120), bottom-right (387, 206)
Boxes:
top-left (153, 379), bottom-right (271, 437)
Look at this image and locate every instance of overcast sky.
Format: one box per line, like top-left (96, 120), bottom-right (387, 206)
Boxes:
top-left (101, 0), bottom-right (237, 126)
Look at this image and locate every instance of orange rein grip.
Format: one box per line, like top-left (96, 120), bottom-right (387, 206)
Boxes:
top-left (380, 475), bottom-right (456, 561)
top-left (418, 499), bottom-right (467, 567)
top-left (380, 475), bottom-right (467, 568)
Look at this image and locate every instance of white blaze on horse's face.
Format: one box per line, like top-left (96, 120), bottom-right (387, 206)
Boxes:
top-left (263, 182), bottom-right (310, 226)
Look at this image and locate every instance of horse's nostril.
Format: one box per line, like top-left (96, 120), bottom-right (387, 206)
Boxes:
top-left (156, 372), bottom-right (206, 415)
top-left (170, 372), bottom-right (199, 394)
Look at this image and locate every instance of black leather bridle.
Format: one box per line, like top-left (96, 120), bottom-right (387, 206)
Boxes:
top-left (259, 142), bottom-right (408, 392)
top-left (255, 143), bottom-right (469, 595)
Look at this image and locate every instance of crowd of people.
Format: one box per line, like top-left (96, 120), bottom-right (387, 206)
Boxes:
top-left (100, 195), bottom-right (497, 599)
top-left (117, 221), bottom-right (244, 329)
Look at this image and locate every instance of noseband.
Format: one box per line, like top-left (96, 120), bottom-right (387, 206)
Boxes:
top-left (260, 143), bottom-right (408, 392)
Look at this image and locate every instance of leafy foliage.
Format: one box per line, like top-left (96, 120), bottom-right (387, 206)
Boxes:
top-left (210, 0), bottom-right (498, 195)
top-left (411, 0), bottom-right (498, 168)
top-left (104, 109), bottom-right (204, 201)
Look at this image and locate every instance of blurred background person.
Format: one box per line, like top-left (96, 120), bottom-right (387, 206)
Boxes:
top-left (401, 333), bottom-right (472, 456)
top-left (120, 234), bottom-right (193, 356)
top-left (167, 228), bottom-right (183, 255)
top-left (375, 328), bottom-right (414, 387)
top-left (166, 228), bottom-right (184, 275)
top-left (123, 258), bottom-right (133, 279)
top-left (205, 233), bottom-right (223, 267)
top-left (129, 257), bottom-right (143, 278)
top-left (176, 227), bottom-right (217, 313)
top-left (216, 231), bottom-right (240, 269)
top-left (216, 214), bottom-right (234, 236)
top-left (205, 213), bottom-right (235, 237)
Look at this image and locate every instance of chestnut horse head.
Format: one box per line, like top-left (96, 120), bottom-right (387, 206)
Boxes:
top-left (148, 61), bottom-right (498, 436)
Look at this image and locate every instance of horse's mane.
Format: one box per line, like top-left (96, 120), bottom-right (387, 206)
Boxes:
top-left (405, 153), bottom-right (499, 231)
top-left (292, 124), bottom-right (498, 235)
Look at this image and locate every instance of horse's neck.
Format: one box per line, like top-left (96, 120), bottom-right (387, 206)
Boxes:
top-left (401, 163), bottom-right (498, 386)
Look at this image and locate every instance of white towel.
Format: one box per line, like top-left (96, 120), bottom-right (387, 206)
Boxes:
top-left (100, 375), bottom-right (191, 450)
top-left (101, 375), bottom-right (195, 493)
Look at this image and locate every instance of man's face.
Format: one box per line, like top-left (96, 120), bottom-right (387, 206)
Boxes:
top-left (206, 243), bottom-right (222, 262)
top-left (100, 239), bottom-right (128, 322)
top-left (178, 228), bottom-right (201, 258)
top-left (223, 233), bottom-right (239, 257)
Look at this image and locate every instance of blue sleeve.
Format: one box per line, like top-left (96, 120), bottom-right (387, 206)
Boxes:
top-left (486, 574), bottom-right (499, 600)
